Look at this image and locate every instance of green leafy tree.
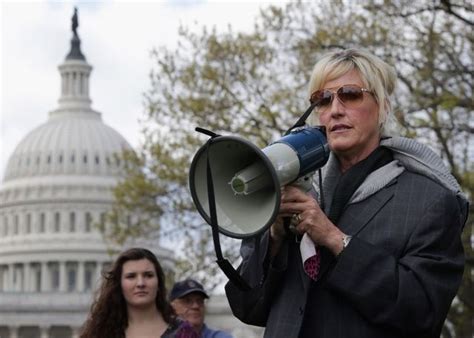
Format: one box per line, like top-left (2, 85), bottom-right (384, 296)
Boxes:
top-left (101, 0), bottom-right (472, 333)
top-left (362, 2), bottom-right (473, 336)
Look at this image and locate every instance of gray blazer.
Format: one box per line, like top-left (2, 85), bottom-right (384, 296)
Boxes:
top-left (226, 169), bottom-right (467, 338)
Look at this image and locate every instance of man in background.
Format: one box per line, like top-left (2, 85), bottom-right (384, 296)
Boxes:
top-left (170, 279), bottom-right (233, 338)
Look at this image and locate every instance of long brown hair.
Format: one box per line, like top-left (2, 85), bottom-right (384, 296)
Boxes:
top-left (80, 248), bottom-right (175, 338)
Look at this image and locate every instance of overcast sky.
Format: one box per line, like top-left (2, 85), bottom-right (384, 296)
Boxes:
top-left (0, 0), bottom-right (289, 179)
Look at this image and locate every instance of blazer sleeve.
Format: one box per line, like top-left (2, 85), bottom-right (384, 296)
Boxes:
top-left (324, 188), bottom-right (465, 336)
top-left (225, 231), bottom-right (289, 326)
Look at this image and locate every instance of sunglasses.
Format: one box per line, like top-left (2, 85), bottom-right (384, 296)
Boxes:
top-left (309, 84), bottom-right (373, 110)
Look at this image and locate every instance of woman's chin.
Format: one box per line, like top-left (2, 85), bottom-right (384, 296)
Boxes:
top-left (329, 140), bottom-right (355, 155)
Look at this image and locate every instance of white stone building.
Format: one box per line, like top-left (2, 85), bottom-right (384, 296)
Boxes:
top-left (0, 13), bottom-right (262, 338)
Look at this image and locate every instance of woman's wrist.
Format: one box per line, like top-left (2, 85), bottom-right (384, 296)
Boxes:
top-left (326, 228), bottom-right (347, 256)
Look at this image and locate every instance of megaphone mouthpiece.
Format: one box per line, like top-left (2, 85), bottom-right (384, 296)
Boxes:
top-left (230, 161), bottom-right (273, 195)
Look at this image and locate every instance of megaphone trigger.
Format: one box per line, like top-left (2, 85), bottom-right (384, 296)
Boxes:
top-left (291, 173), bottom-right (315, 193)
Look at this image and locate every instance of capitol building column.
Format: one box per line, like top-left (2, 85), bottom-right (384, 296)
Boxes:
top-left (59, 261), bottom-right (67, 292)
top-left (16, 265), bottom-right (23, 292)
top-left (95, 261), bottom-right (102, 285)
top-left (8, 264), bottom-right (14, 291)
top-left (72, 326), bottom-right (81, 338)
top-left (23, 262), bottom-right (31, 292)
top-left (40, 261), bottom-right (49, 292)
top-left (0, 265), bottom-right (6, 290)
top-left (39, 326), bottom-right (49, 338)
top-left (9, 326), bottom-right (18, 338)
top-left (77, 261), bottom-right (85, 292)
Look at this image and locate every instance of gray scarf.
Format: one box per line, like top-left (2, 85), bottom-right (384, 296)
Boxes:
top-left (314, 137), bottom-right (468, 218)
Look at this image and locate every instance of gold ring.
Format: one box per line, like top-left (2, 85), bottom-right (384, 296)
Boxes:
top-left (292, 213), bottom-right (301, 224)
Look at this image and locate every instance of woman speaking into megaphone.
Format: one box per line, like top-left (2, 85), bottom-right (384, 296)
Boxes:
top-left (225, 48), bottom-right (467, 338)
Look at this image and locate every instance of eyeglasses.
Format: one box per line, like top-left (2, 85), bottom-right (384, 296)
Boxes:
top-left (309, 84), bottom-right (373, 111)
top-left (179, 296), bottom-right (205, 306)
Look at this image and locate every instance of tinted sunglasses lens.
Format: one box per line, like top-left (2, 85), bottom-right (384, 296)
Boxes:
top-left (310, 90), bottom-right (333, 107)
top-left (338, 86), bottom-right (364, 103)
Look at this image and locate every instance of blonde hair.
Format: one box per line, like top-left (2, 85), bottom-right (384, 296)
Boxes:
top-left (308, 48), bottom-right (399, 136)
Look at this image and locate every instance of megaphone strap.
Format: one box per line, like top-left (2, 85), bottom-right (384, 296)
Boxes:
top-left (195, 127), bottom-right (220, 138)
top-left (285, 102), bottom-right (317, 135)
top-left (199, 129), bottom-right (252, 291)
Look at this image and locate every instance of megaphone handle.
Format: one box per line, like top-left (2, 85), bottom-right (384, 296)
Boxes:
top-left (283, 217), bottom-right (294, 235)
top-left (283, 169), bottom-right (325, 239)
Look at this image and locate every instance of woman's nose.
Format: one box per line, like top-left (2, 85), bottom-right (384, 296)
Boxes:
top-left (328, 96), bottom-right (345, 117)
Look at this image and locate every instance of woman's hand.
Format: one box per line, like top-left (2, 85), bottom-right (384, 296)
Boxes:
top-left (280, 185), bottom-right (345, 256)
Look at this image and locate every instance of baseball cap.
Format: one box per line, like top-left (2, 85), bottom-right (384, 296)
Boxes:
top-left (170, 279), bottom-right (209, 301)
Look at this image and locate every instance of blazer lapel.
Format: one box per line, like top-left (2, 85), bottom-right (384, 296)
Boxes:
top-left (316, 183), bottom-right (396, 281)
top-left (339, 182), bottom-right (395, 236)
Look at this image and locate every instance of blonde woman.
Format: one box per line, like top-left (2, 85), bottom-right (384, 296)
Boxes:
top-left (226, 48), bottom-right (467, 338)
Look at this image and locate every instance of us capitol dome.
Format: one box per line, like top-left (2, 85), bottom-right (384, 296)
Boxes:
top-left (0, 11), bottom-right (176, 338)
